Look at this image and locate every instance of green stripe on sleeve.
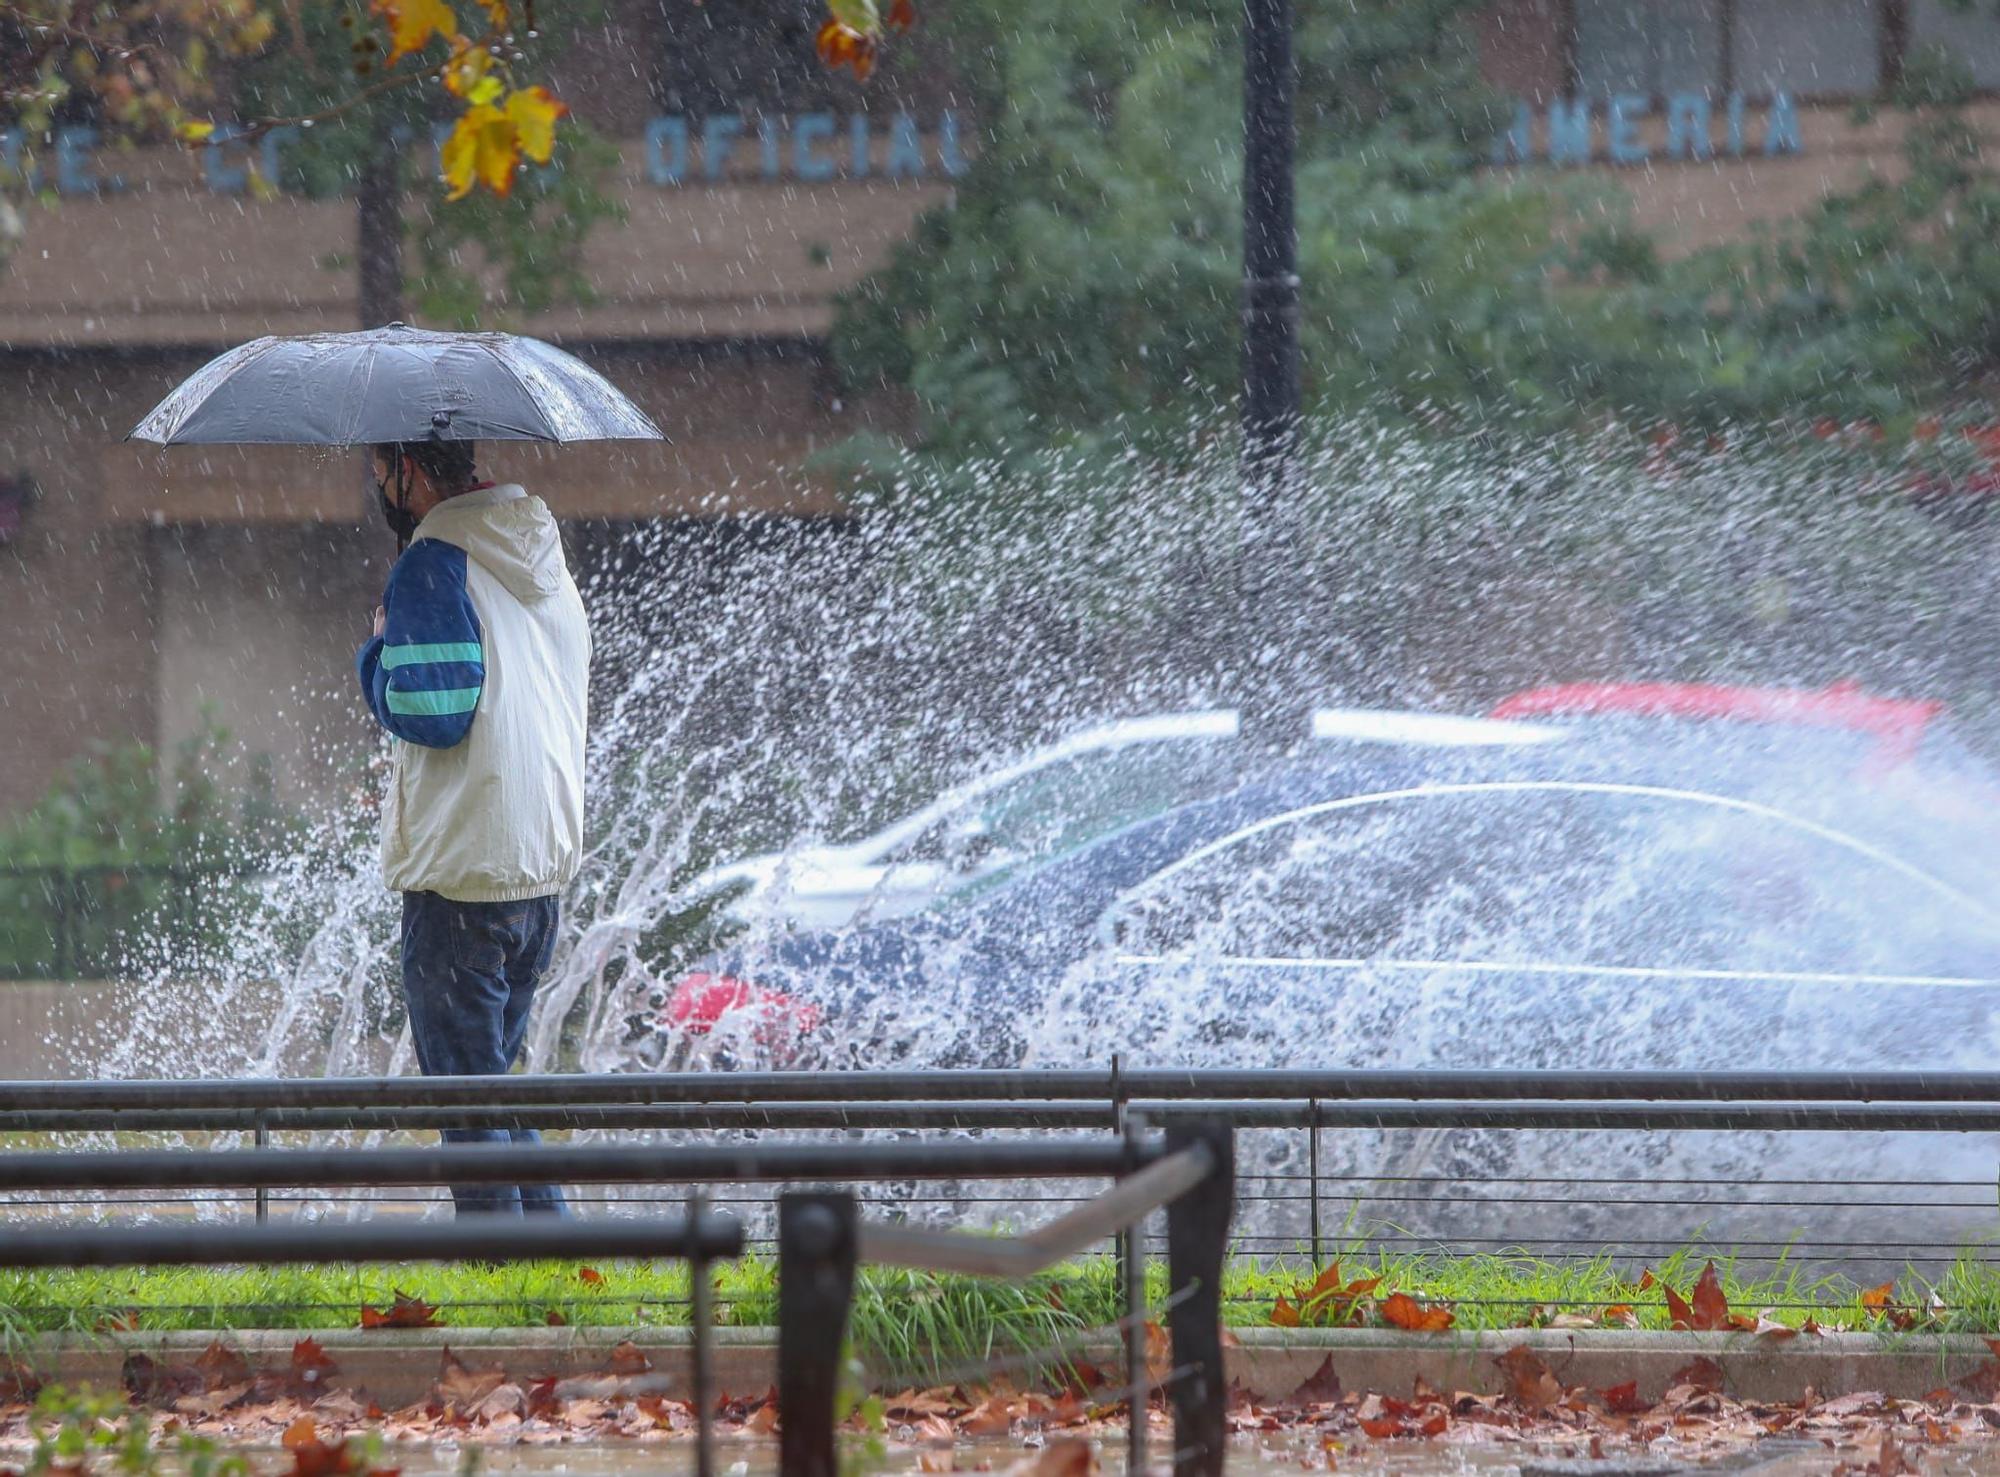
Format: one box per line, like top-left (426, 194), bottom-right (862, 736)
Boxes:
top-left (385, 685), bottom-right (482, 717)
top-left (382, 641), bottom-right (484, 670)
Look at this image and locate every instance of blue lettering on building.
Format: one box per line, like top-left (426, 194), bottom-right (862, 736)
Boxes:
top-left (1489, 92), bottom-right (1803, 167)
top-left (16, 111), bottom-right (972, 194)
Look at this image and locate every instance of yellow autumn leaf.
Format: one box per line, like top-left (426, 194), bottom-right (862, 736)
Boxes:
top-left (372, 0), bottom-right (458, 62)
top-left (504, 85), bottom-right (567, 165)
top-left (440, 35), bottom-right (492, 98)
top-left (440, 104), bottom-right (505, 200)
top-left (477, 0), bottom-right (510, 28)
top-left (826, 0), bottom-right (882, 37)
top-left (468, 75), bottom-right (504, 106)
top-left (175, 118), bottom-right (216, 142)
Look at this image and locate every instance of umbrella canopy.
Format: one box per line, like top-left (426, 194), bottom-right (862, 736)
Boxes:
top-left (130, 323), bottom-right (665, 446)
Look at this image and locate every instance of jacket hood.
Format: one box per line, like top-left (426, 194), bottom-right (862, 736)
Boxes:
top-left (416, 484), bottom-right (565, 603)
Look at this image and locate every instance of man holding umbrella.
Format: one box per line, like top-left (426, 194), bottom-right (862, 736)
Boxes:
top-left (355, 437), bottom-right (588, 1217)
top-left (133, 325), bottom-right (662, 1216)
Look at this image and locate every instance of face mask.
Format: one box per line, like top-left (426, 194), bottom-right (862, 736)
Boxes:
top-left (377, 486), bottom-right (421, 544)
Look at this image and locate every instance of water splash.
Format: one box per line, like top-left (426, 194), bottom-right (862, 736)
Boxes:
top-left (84, 417), bottom-right (2000, 1258)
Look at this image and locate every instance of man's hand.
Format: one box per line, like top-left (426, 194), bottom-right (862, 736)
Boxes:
top-left (372, 605), bottom-right (387, 639)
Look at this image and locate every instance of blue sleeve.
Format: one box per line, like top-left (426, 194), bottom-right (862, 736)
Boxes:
top-left (355, 540), bottom-right (485, 749)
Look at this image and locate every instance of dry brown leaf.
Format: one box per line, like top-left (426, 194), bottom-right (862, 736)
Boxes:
top-left (1143, 1320), bottom-right (1171, 1387)
top-left (1270, 1296), bottom-right (1302, 1328)
top-left (1600, 1380), bottom-right (1649, 1415)
top-left (1670, 1356), bottom-right (1726, 1392)
top-left (1495, 1346), bottom-right (1563, 1411)
top-left (744, 1400), bottom-right (779, 1436)
top-left (434, 1347), bottom-right (506, 1409)
top-left (1380, 1292), bottom-right (1455, 1333)
top-left (1603, 1303), bottom-right (1640, 1329)
top-left (1293, 1354), bottom-right (1342, 1404)
top-left (579, 1266), bottom-right (605, 1285)
top-left (1690, 1261), bottom-right (1733, 1331)
top-left (290, 1339), bottom-right (339, 1399)
top-left (918, 1453), bottom-right (956, 1473)
top-left (961, 1394), bottom-right (1017, 1436)
top-left (606, 1340), bottom-right (653, 1376)
top-left (360, 1292), bottom-right (441, 1330)
top-left (196, 1340), bottom-right (252, 1392)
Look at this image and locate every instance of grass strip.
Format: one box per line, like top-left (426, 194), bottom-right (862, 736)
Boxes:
top-left (0, 1245), bottom-right (1995, 1383)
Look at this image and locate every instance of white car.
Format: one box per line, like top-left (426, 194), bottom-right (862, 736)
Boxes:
top-left (689, 707), bottom-right (1566, 931)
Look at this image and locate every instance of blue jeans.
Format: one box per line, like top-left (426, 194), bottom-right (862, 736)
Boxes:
top-left (400, 890), bottom-right (568, 1217)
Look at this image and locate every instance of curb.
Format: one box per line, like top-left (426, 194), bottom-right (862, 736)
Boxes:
top-left (14, 1327), bottom-right (1996, 1409)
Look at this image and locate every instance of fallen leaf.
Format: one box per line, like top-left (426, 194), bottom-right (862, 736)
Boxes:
top-left (1143, 1320), bottom-right (1171, 1387)
top-left (196, 1339), bottom-right (251, 1391)
top-left (1360, 1415), bottom-right (1406, 1438)
top-left (1670, 1356), bottom-right (1726, 1392)
top-left (1600, 1381), bottom-right (1650, 1415)
top-left (360, 1292), bottom-right (441, 1330)
top-left (962, 1394), bottom-right (1017, 1436)
top-left (1270, 1296), bottom-right (1302, 1328)
top-left (1603, 1304), bottom-right (1640, 1329)
top-left (606, 1340), bottom-right (653, 1376)
top-left (290, 1338), bottom-right (339, 1398)
top-left (1547, 1313), bottom-right (1598, 1330)
top-left (579, 1267), bottom-right (605, 1286)
top-left (1293, 1355), bottom-right (1342, 1404)
top-left (1380, 1293), bottom-right (1455, 1333)
top-left (545, 1310), bottom-right (567, 1327)
top-left (435, 1347), bottom-right (506, 1409)
top-left (1495, 1346), bottom-right (1563, 1411)
top-left (1690, 1261), bottom-right (1733, 1331)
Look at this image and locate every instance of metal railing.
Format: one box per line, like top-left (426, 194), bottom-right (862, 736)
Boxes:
top-left (0, 1123), bottom-right (1238, 1476)
top-left (6, 1068), bottom-right (2000, 1268)
top-left (0, 1205), bottom-right (744, 1476)
top-left (773, 1119), bottom-right (1236, 1477)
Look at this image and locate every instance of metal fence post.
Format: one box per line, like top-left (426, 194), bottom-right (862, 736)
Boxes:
top-left (1165, 1118), bottom-right (1234, 1477)
top-left (689, 1191), bottom-right (717, 1477)
top-left (1120, 1108), bottom-right (1148, 1477)
top-left (253, 1116), bottom-right (270, 1225)
top-left (778, 1189), bottom-right (857, 1477)
top-left (1307, 1098), bottom-right (1321, 1268)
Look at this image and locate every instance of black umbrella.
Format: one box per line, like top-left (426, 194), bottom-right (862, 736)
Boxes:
top-left (130, 323), bottom-right (664, 446)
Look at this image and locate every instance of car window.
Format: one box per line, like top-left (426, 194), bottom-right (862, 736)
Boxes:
top-left (1104, 782), bottom-right (2000, 977)
top-left (886, 742), bottom-right (1239, 873)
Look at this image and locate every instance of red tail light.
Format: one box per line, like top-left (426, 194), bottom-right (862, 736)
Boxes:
top-left (664, 972), bottom-right (823, 1037)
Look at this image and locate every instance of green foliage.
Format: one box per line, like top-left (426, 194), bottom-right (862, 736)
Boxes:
top-left (229, 0), bottom-right (617, 328)
top-left (24, 1385), bottom-right (248, 1477)
top-left (411, 123), bottom-right (628, 330)
top-left (832, 0), bottom-right (1579, 459)
top-left (837, 1), bottom-right (2000, 456)
top-left (0, 714), bottom-right (299, 979)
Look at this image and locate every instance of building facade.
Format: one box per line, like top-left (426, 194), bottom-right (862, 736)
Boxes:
top-left (0, 0), bottom-right (1994, 816)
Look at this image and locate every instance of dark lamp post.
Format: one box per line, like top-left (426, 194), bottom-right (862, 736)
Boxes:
top-left (1241, 0), bottom-right (1301, 493)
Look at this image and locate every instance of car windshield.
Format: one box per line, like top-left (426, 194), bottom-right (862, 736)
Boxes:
top-left (1104, 782), bottom-right (2000, 979)
top-left (889, 740), bottom-right (1245, 895)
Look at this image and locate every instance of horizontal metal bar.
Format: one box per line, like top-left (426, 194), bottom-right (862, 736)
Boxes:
top-left (0, 1102), bottom-right (1126, 1134)
top-left (9, 1068), bottom-right (2000, 1114)
top-left (856, 1144), bottom-right (1215, 1277)
top-left (13, 1098), bottom-right (2000, 1136)
top-left (0, 1136), bottom-right (1157, 1191)
top-left (0, 1213), bottom-right (744, 1268)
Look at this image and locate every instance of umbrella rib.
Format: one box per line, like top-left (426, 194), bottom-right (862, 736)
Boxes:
top-left (475, 341), bottom-right (566, 442)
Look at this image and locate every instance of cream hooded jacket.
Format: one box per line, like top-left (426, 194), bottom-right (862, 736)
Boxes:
top-left (356, 484), bottom-right (589, 902)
